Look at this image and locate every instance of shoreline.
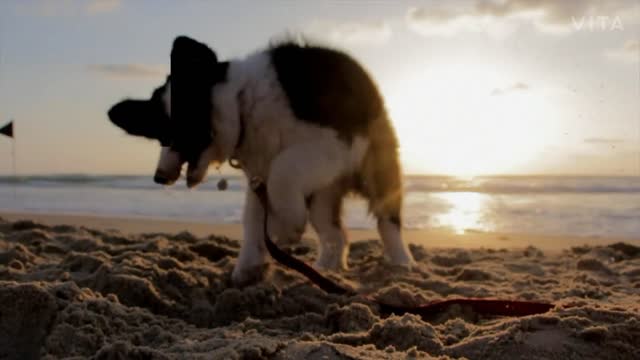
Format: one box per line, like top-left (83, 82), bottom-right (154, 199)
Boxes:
top-left (2, 210), bottom-right (637, 251)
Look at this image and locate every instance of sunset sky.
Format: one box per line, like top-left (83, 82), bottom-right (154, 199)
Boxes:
top-left (0, 0), bottom-right (638, 176)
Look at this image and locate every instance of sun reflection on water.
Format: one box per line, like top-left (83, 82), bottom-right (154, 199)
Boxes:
top-left (433, 192), bottom-right (492, 234)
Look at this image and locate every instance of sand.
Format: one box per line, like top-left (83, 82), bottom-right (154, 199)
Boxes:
top-left (0, 211), bottom-right (623, 250)
top-left (0, 214), bottom-right (639, 359)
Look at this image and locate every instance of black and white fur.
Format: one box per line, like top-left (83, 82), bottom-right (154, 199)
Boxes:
top-left (108, 36), bottom-right (415, 285)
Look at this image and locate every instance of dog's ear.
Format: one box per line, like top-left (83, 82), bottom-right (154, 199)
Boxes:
top-left (108, 100), bottom-right (158, 138)
top-left (170, 36), bottom-right (219, 161)
top-left (108, 85), bottom-right (171, 144)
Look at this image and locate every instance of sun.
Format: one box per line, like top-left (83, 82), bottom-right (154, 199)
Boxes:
top-left (434, 192), bottom-right (492, 234)
top-left (384, 62), bottom-right (556, 176)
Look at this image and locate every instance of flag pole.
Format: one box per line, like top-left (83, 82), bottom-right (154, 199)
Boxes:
top-left (12, 135), bottom-right (16, 200)
top-left (11, 120), bottom-right (16, 201)
top-left (0, 120), bottom-right (16, 180)
top-left (11, 120), bottom-right (16, 178)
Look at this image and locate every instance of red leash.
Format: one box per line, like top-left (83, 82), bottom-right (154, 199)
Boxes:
top-left (250, 178), bottom-right (554, 320)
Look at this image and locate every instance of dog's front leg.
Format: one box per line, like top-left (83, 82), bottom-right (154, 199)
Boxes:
top-left (232, 188), bottom-right (270, 286)
top-left (309, 183), bottom-right (348, 271)
top-left (267, 139), bottom-right (349, 247)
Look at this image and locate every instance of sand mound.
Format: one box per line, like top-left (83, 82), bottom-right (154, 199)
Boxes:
top-left (0, 217), bottom-right (639, 359)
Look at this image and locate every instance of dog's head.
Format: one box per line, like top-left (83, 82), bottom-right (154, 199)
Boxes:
top-left (108, 36), bottom-right (226, 187)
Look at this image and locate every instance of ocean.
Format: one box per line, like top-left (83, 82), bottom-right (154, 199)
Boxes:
top-left (1, 175), bottom-right (639, 239)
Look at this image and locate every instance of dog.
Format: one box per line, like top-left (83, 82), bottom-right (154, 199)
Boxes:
top-left (108, 36), bottom-right (415, 285)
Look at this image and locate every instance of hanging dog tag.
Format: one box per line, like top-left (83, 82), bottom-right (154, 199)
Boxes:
top-left (217, 178), bottom-right (228, 191)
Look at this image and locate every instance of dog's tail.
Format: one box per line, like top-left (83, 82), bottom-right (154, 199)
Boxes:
top-left (359, 113), bottom-right (403, 221)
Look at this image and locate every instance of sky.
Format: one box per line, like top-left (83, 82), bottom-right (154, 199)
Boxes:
top-left (0, 0), bottom-right (638, 176)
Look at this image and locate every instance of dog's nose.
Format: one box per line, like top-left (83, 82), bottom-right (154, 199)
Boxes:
top-left (108, 102), bottom-right (125, 124)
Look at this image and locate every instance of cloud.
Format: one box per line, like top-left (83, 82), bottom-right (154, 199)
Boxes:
top-left (305, 20), bottom-right (392, 46)
top-left (531, 148), bottom-right (639, 175)
top-left (584, 138), bottom-right (625, 145)
top-left (605, 39), bottom-right (639, 63)
top-left (18, 0), bottom-right (121, 17)
top-left (476, 0), bottom-right (634, 22)
top-left (569, 151), bottom-right (639, 175)
top-left (491, 82), bottom-right (530, 96)
top-left (406, 0), bottom-right (637, 37)
top-left (88, 64), bottom-right (167, 78)
top-left (476, 0), bottom-right (588, 24)
top-left (406, 5), bottom-right (502, 37)
top-left (85, 0), bottom-right (121, 15)
top-left (477, 0), bottom-right (635, 33)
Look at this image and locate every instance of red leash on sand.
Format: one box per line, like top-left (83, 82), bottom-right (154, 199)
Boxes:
top-left (250, 178), bottom-right (554, 320)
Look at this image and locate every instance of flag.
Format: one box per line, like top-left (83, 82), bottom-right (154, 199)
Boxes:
top-left (0, 121), bottom-right (13, 138)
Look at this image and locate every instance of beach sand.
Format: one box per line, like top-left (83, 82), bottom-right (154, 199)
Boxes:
top-left (1, 212), bottom-right (639, 359)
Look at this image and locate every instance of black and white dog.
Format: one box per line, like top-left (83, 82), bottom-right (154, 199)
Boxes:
top-left (108, 36), bottom-right (415, 285)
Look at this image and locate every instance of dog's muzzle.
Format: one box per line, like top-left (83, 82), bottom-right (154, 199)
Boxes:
top-left (155, 147), bottom-right (183, 185)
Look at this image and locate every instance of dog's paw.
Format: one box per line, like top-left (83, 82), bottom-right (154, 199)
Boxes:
top-left (384, 245), bottom-right (416, 270)
top-left (386, 255), bottom-right (417, 272)
top-left (314, 254), bottom-right (348, 272)
top-left (231, 263), bottom-right (271, 287)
